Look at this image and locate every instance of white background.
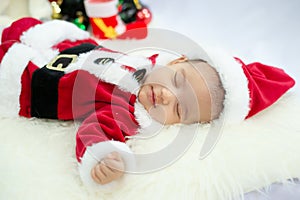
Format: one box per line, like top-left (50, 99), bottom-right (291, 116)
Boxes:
top-left (144, 0), bottom-right (300, 92)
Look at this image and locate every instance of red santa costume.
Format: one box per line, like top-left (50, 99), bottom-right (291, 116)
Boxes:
top-left (0, 17), bottom-right (296, 190)
top-left (0, 17), bottom-right (156, 189)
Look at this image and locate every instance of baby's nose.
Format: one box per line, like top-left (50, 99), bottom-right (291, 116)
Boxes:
top-left (161, 87), bottom-right (175, 105)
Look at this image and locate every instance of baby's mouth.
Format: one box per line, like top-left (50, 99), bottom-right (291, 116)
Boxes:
top-left (151, 86), bottom-right (156, 107)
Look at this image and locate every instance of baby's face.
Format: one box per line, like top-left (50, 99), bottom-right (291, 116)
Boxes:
top-left (138, 59), bottom-right (212, 125)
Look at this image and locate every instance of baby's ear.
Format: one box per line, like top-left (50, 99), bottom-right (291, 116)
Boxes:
top-left (167, 55), bottom-right (188, 66)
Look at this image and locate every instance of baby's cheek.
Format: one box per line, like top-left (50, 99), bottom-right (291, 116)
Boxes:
top-left (148, 106), bottom-right (168, 125)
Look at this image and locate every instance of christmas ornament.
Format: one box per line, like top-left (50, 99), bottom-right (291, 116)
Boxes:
top-left (118, 0), bottom-right (152, 25)
top-left (84, 0), bottom-right (152, 39)
top-left (49, 0), bottom-right (89, 30)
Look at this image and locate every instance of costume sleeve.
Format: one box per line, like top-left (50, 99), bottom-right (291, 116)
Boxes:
top-left (76, 105), bottom-right (137, 190)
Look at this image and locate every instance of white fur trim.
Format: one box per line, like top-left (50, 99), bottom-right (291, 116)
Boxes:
top-left (64, 48), bottom-right (153, 94)
top-left (0, 43), bottom-right (58, 117)
top-left (133, 101), bottom-right (152, 129)
top-left (131, 101), bottom-right (165, 142)
top-left (204, 47), bottom-right (250, 124)
top-left (118, 53), bottom-right (153, 71)
top-left (78, 140), bottom-right (136, 191)
top-left (20, 20), bottom-right (90, 50)
top-left (84, 0), bottom-right (118, 18)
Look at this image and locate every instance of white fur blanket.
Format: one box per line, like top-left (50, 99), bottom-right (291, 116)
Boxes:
top-left (1, 92), bottom-right (300, 200)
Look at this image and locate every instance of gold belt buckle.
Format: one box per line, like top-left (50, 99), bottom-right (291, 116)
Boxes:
top-left (46, 54), bottom-right (78, 72)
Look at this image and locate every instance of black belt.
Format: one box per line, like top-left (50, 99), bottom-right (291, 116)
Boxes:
top-left (31, 43), bottom-right (97, 119)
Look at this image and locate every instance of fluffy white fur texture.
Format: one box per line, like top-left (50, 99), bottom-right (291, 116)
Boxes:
top-left (1, 92), bottom-right (300, 200)
top-left (20, 19), bottom-right (90, 50)
top-left (202, 46), bottom-right (250, 125)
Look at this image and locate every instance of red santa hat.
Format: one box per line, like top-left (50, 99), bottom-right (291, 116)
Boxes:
top-left (202, 47), bottom-right (296, 124)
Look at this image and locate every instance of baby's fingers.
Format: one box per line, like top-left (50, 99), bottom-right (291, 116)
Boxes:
top-left (99, 162), bottom-right (115, 177)
top-left (91, 164), bottom-right (106, 184)
top-left (103, 157), bottom-right (125, 172)
top-left (91, 162), bottom-right (124, 185)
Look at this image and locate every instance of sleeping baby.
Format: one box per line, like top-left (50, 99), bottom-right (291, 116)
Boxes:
top-left (0, 17), bottom-right (295, 188)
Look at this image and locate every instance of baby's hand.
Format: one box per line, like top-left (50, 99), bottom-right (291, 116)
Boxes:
top-left (91, 152), bottom-right (125, 185)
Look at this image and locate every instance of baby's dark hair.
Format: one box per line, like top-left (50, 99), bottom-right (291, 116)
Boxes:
top-left (188, 59), bottom-right (225, 121)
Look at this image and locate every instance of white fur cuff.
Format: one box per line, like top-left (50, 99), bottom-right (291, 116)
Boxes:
top-left (78, 140), bottom-right (136, 191)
